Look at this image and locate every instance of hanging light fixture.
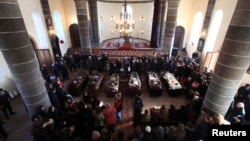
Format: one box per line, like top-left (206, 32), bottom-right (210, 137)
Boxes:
top-left (116, 0), bottom-right (135, 38)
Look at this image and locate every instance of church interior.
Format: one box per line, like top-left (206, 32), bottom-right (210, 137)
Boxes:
top-left (0, 0), bottom-right (250, 141)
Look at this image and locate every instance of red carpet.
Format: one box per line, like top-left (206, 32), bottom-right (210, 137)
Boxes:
top-left (113, 76), bottom-right (134, 140)
top-left (116, 96), bottom-right (133, 141)
top-left (122, 97), bottom-right (133, 121)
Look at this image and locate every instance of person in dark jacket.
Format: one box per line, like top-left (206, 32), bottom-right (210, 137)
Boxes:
top-left (40, 64), bottom-right (51, 83)
top-left (87, 55), bottom-right (93, 75)
top-left (0, 88), bottom-right (16, 119)
top-left (0, 119), bottom-right (8, 140)
top-left (133, 95), bottom-right (143, 127)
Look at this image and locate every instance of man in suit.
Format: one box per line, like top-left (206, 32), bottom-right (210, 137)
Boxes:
top-left (0, 88), bottom-right (16, 119)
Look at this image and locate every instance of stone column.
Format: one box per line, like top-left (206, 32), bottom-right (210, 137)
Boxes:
top-left (150, 0), bottom-right (160, 48)
top-left (74, 0), bottom-right (91, 53)
top-left (0, 0), bottom-right (51, 116)
top-left (203, 0), bottom-right (250, 116)
top-left (163, 0), bottom-right (180, 55)
top-left (158, 0), bottom-right (167, 48)
top-left (88, 0), bottom-right (100, 47)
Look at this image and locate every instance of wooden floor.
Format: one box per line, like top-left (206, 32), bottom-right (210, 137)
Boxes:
top-left (1, 68), bottom-right (187, 141)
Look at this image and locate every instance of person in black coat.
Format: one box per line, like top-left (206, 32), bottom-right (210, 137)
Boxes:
top-left (0, 88), bottom-right (16, 119)
top-left (109, 61), bottom-right (115, 75)
top-left (0, 119), bottom-right (8, 140)
top-left (122, 57), bottom-right (130, 76)
top-left (133, 95), bottom-right (144, 127)
top-left (96, 56), bottom-right (103, 73)
top-left (40, 64), bottom-right (51, 83)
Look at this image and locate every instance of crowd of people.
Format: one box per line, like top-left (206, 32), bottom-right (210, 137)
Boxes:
top-left (1, 50), bottom-right (250, 141)
top-left (31, 86), bottom-right (124, 141)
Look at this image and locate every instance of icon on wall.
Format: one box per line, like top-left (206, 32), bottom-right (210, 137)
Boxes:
top-left (46, 17), bottom-right (54, 30)
top-left (197, 38), bottom-right (205, 51)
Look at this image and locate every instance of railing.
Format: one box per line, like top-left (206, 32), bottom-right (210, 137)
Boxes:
top-left (98, 48), bottom-right (162, 57)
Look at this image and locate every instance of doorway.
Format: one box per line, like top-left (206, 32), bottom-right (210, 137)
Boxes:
top-left (30, 38), bottom-right (53, 75)
top-left (172, 26), bottom-right (185, 56)
top-left (69, 23), bottom-right (81, 48)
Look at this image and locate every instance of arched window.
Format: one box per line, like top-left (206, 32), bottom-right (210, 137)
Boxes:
top-left (53, 11), bottom-right (66, 42)
top-left (189, 12), bottom-right (203, 48)
top-left (206, 10), bottom-right (223, 51)
top-left (32, 9), bottom-right (48, 49)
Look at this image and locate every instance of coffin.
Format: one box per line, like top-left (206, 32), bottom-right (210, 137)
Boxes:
top-left (128, 72), bottom-right (142, 96)
top-left (146, 71), bottom-right (162, 97)
top-left (86, 74), bottom-right (104, 97)
top-left (162, 72), bottom-right (183, 96)
top-left (67, 72), bottom-right (89, 96)
top-left (106, 73), bottom-right (120, 97)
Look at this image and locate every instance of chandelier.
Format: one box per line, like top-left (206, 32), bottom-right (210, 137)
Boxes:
top-left (116, 0), bottom-right (135, 37)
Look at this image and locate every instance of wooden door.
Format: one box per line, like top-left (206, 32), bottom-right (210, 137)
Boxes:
top-left (30, 38), bottom-right (53, 74)
top-left (35, 49), bottom-right (53, 75)
top-left (69, 24), bottom-right (81, 48)
top-left (173, 26), bottom-right (185, 48)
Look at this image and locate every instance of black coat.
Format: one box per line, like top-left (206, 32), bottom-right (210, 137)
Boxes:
top-left (0, 90), bottom-right (12, 106)
top-left (133, 96), bottom-right (143, 114)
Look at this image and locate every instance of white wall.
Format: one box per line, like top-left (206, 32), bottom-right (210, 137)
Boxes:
top-left (98, 2), bottom-right (154, 42)
top-left (61, 0), bottom-right (78, 49)
top-left (241, 73), bottom-right (250, 86)
top-left (49, 0), bottom-right (71, 55)
top-left (17, 0), bottom-right (50, 49)
top-left (177, 0), bottom-right (195, 48)
top-left (0, 53), bottom-right (19, 98)
top-left (211, 0), bottom-right (238, 52)
top-left (201, 0), bottom-right (238, 63)
top-left (62, 0), bottom-right (77, 26)
top-left (184, 0), bottom-right (208, 57)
